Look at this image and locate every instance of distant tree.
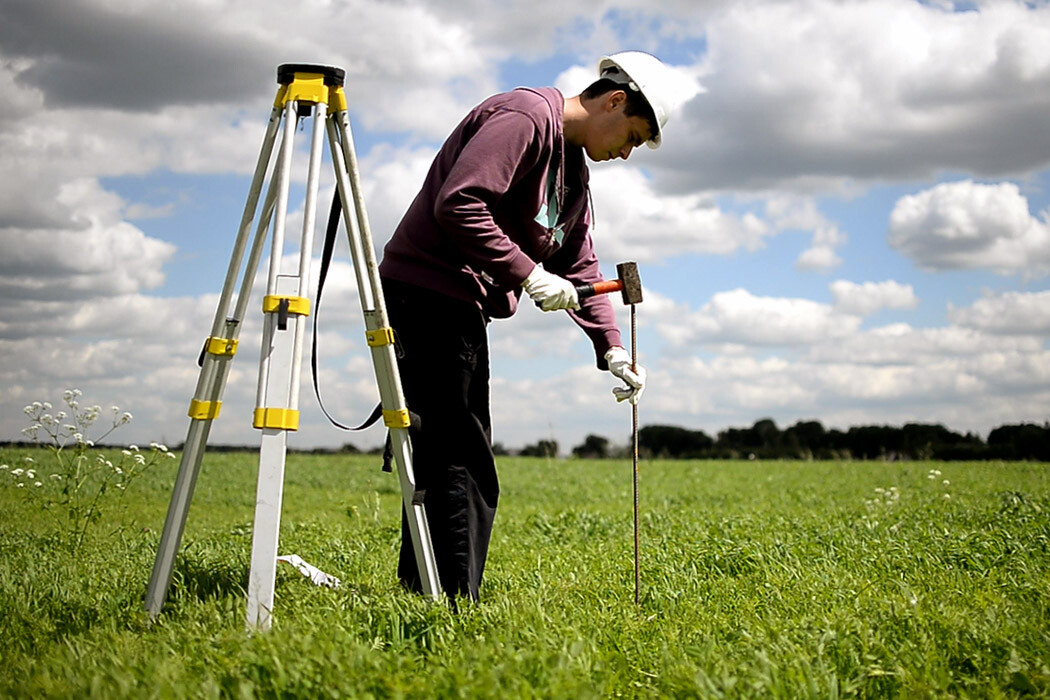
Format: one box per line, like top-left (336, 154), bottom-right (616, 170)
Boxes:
top-left (492, 442), bottom-right (510, 456)
top-left (638, 425), bottom-right (713, 458)
top-left (987, 423), bottom-right (1050, 461)
top-left (783, 420), bottom-right (827, 457)
top-left (572, 434), bottom-right (610, 459)
top-left (340, 443), bottom-right (361, 454)
top-left (520, 439), bottom-right (558, 458)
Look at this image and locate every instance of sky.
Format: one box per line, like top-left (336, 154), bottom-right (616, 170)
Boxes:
top-left (1, 0), bottom-right (1048, 455)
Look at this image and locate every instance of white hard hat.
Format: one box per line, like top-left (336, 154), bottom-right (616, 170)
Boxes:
top-left (598, 51), bottom-right (682, 149)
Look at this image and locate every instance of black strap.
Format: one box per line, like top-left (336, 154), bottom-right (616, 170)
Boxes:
top-left (312, 190), bottom-right (422, 475)
top-left (311, 190), bottom-right (383, 432)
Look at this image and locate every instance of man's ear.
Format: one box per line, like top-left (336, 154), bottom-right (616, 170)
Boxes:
top-left (604, 89), bottom-right (627, 112)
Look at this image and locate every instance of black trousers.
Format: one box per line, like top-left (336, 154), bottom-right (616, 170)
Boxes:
top-left (382, 279), bottom-right (499, 602)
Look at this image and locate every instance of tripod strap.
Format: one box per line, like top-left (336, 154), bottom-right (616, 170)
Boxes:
top-left (311, 190), bottom-right (384, 433)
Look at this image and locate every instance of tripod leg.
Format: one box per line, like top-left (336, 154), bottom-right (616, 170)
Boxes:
top-left (246, 98), bottom-right (329, 630)
top-left (326, 109), bottom-right (442, 599)
top-left (145, 105), bottom-right (284, 620)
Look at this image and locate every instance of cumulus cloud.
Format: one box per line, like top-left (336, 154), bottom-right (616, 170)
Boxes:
top-left (658, 288), bottom-right (861, 348)
top-left (656, 0), bottom-right (1050, 193)
top-left (830, 280), bottom-right (918, 316)
top-left (888, 179), bottom-right (1050, 275)
top-left (948, 289), bottom-right (1050, 335)
top-left (589, 167), bottom-right (772, 262)
top-left (0, 179), bottom-right (175, 302)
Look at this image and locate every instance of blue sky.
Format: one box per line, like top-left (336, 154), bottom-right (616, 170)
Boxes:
top-left (1, 0), bottom-right (1048, 453)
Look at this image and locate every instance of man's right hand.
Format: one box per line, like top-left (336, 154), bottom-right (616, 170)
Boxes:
top-left (522, 267), bottom-right (581, 312)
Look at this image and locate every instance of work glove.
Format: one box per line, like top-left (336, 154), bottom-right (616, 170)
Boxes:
top-left (522, 266), bottom-right (580, 312)
top-left (605, 346), bottom-right (646, 405)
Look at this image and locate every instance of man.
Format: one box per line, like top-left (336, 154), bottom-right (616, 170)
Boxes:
top-left (379, 51), bottom-right (684, 603)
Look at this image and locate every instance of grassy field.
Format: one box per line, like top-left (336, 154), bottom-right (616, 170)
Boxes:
top-left (1, 447), bottom-right (1048, 698)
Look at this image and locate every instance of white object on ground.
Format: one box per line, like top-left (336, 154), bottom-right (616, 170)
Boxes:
top-left (276, 554), bottom-right (341, 589)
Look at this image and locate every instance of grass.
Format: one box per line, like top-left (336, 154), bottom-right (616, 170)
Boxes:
top-left (1, 447), bottom-right (1048, 698)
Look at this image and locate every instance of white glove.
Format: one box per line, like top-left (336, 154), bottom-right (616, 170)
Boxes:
top-left (605, 346), bottom-right (646, 404)
top-left (522, 266), bottom-right (580, 312)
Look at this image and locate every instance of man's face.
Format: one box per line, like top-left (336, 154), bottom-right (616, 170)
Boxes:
top-left (583, 92), bottom-right (653, 163)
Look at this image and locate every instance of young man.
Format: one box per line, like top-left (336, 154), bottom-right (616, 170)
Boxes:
top-left (379, 51), bottom-right (683, 602)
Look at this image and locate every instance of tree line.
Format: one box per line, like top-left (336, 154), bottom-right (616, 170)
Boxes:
top-left (543, 419), bottom-right (1050, 461)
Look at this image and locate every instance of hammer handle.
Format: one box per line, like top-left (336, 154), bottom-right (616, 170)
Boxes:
top-left (576, 279), bottom-right (623, 299)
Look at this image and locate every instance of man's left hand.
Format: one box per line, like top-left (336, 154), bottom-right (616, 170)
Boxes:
top-left (605, 346), bottom-right (646, 404)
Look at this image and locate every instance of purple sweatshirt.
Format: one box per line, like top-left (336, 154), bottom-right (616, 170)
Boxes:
top-left (379, 87), bottom-right (622, 366)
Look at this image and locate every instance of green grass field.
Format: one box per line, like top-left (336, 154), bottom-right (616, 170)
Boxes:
top-left (1, 447), bottom-right (1048, 698)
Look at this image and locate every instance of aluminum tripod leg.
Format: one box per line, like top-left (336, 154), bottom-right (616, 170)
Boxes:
top-left (145, 104), bottom-right (284, 619)
top-left (327, 111), bottom-right (441, 598)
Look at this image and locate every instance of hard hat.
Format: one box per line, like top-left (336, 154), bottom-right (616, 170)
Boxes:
top-left (598, 51), bottom-right (682, 150)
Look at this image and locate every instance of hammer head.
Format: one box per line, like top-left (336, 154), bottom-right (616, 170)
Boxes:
top-left (616, 262), bottom-right (643, 305)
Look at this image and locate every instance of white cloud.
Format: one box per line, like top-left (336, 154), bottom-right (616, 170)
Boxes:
top-left (830, 279), bottom-right (918, 316)
top-left (658, 288), bottom-right (860, 348)
top-left (888, 179), bottom-right (1050, 275)
top-left (656, 0), bottom-right (1050, 193)
top-left (948, 289), bottom-right (1050, 335)
top-left (0, 179), bottom-right (175, 302)
top-left (589, 167), bottom-right (772, 262)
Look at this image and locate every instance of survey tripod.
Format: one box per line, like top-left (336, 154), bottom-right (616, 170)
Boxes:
top-left (144, 64), bottom-right (441, 629)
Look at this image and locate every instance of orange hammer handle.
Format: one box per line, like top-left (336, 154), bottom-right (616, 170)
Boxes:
top-left (576, 279), bottom-right (623, 299)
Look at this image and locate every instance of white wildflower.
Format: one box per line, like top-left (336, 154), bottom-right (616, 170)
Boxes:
top-left (24, 457), bottom-right (34, 463)
top-left (73, 433), bottom-right (84, 443)
top-left (166, 452), bottom-right (176, 459)
top-left (50, 474), bottom-right (62, 480)
top-left (134, 455), bottom-right (146, 465)
top-left (111, 405), bottom-right (121, 414)
top-left (55, 411), bottom-right (66, 420)
top-left (943, 480), bottom-right (950, 486)
top-left (0, 464), bottom-right (7, 470)
top-left (12, 468), bottom-right (24, 476)
top-left (43, 402), bottom-right (52, 410)
top-left (23, 405), bottom-right (34, 415)
top-left (120, 412), bottom-right (133, 424)
top-left (943, 494), bottom-right (951, 500)
top-left (129, 445), bottom-right (139, 452)
top-left (26, 470), bottom-right (35, 479)
top-left (17, 483), bottom-right (24, 488)
top-left (122, 450), bottom-right (132, 457)
top-left (34, 482), bottom-right (42, 487)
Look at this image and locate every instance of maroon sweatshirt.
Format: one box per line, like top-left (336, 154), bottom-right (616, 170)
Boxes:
top-left (379, 87), bottom-right (622, 367)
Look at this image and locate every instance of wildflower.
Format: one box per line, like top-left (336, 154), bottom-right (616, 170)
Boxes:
top-left (120, 412), bottom-right (133, 424)
top-left (50, 474), bottom-right (62, 480)
top-left (17, 483), bottom-right (24, 488)
top-left (26, 470), bottom-right (35, 479)
top-left (23, 405), bottom-right (34, 415)
top-left (122, 450), bottom-right (132, 457)
top-left (166, 452), bottom-right (176, 459)
top-left (111, 405), bottom-right (121, 414)
top-left (134, 455), bottom-right (146, 465)
top-left (55, 411), bottom-right (66, 420)
top-left (73, 433), bottom-right (84, 443)
top-left (129, 445), bottom-right (139, 452)
top-left (11, 468), bottom-right (24, 476)
top-left (943, 494), bottom-right (951, 500)
top-left (43, 402), bottom-right (52, 410)
top-left (943, 480), bottom-right (950, 486)
top-left (23, 457), bottom-right (34, 464)
top-left (0, 464), bottom-right (7, 470)
top-left (34, 482), bottom-right (42, 487)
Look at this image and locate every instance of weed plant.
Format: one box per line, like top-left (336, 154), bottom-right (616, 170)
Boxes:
top-left (0, 449), bottom-right (1047, 698)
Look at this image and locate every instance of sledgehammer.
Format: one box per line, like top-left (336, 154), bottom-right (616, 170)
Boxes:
top-left (576, 261), bottom-right (643, 306)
